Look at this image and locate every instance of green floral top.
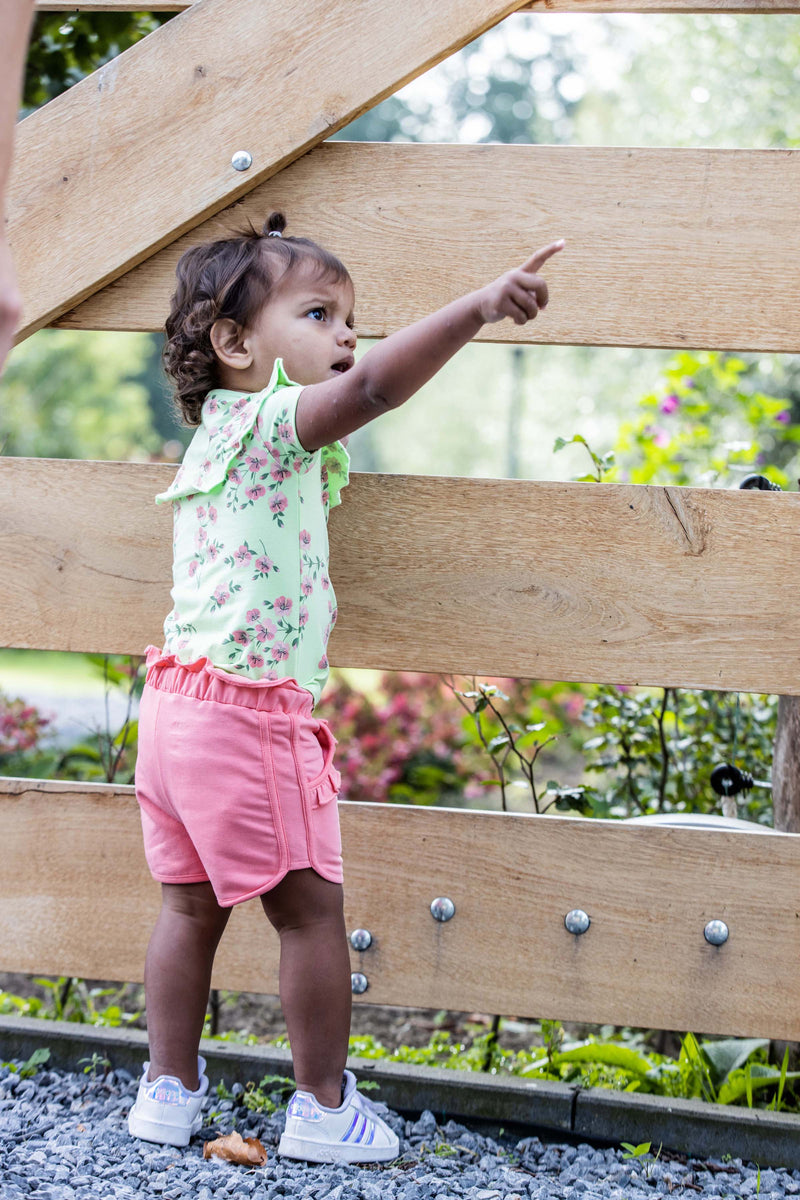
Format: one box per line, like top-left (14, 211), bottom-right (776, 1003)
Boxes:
top-left (156, 359), bottom-right (350, 704)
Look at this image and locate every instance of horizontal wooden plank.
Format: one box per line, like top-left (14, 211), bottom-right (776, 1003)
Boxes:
top-left (10, 0), bottom-right (521, 340)
top-left (33, 2), bottom-right (800, 12)
top-left (2, 458), bottom-right (800, 693)
top-left (58, 143), bottom-right (800, 354)
top-left (1, 779), bottom-right (798, 1038)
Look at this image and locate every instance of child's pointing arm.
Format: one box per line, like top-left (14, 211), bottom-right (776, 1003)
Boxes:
top-left (296, 239), bottom-right (565, 453)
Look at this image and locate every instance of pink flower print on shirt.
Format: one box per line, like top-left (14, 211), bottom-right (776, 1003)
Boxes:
top-left (188, 559), bottom-right (200, 578)
top-left (292, 459), bottom-right (304, 474)
top-left (277, 422), bottom-right (293, 443)
top-left (299, 529), bottom-right (311, 547)
top-left (247, 652), bottom-right (264, 669)
top-left (274, 595), bottom-right (293, 616)
top-left (318, 655), bottom-right (328, 670)
top-left (206, 397), bottom-right (219, 415)
top-left (271, 464), bottom-right (292, 483)
top-left (301, 576), bottom-right (313, 596)
top-left (246, 451), bottom-right (269, 473)
top-left (196, 527), bottom-right (208, 546)
top-left (271, 641), bottom-right (290, 662)
top-left (212, 586), bottom-right (230, 609)
top-left (208, 506), bottom-right (218, 523)
top-left (254, 554), bottom-right (276, 578)
top-left (196, 505), bottom-right (207, 520)
top-left (269, 492), bottom-right (288, 514)
top-left (255, 619), bottom-right (277, 642)
top-left (234, 544), bottom-right (253, 567)
top-left (206, 542), bottom-right (220, 562)
top-left (246, 608), bottom-right (260, 623)
top-left (233, 629), bottom-right (248, 645)
top-left (299, 605), bottom-right (309, 627)
top-left (246, 484), bottom-right (266, 503)
top-left (321, 575), bottom-right (330, 591)
top-left (229, 468), bottom-right (243, 485)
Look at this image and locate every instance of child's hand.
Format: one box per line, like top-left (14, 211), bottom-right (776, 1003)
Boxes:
top-left (474, 240), bottom-right (565, 326)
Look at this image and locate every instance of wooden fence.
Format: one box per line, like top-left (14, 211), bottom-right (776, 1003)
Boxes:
top-left (3, 0), bottom-right (800, 1041)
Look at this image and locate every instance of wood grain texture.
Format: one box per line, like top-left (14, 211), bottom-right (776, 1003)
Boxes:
top-left (9, 0), bottom-right (522, 340)
top-left (33, 2), bottom-right (800, 12)
top-left (1, 779), bottom-right (798, 1038)
top-left (2, 458), bottom-right (800, 694)
top-left (58, 143), bottom-right (800, 353)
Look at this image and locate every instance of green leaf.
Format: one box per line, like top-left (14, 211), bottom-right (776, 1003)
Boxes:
top-left (552, 1042), bottom-right (653, 1076)
top-left (701, 1038), bottom-right (769, 1088)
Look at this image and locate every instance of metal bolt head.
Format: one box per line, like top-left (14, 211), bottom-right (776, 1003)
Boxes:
top-left (565, 909), bottom-right (591, 935)
top-left (350, 972), bottom-right (369, 995)
top-left (430, 897), bottom-right (456, 922)
top-left (704, 919), bottom-right (729, 946)
top-left (350, 928), bottom-right (372, 952)
top-left (231, 150), bottom-right (253, 171)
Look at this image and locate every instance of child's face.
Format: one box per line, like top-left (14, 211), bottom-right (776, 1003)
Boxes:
top-left (245, 266), bottom-right (357, 388)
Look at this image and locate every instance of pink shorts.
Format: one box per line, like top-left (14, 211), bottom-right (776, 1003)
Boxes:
top-left (134, 648), bottom-right (343, 906)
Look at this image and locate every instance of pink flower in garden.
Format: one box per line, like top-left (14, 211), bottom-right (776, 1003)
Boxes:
top-left (274, 596), bottom-right (293, 615)
top-left (271, 641), bottom-right (290, 662)
top-left (246, 608), bottom-right (260, 623)
top-left (277, 422), bottom-right (293, 442)
top-left (234, 544), bottom-right (253, 566)
top-left (299, 529), bottom-right (311, 546)
top-left (681, 377), bottom-right (695, 389)
top-left (246, 484), bottom-right (266, 501)
top-left (269, 492), bottom-right (288, 514)
top-left (254, 555), bottom-right (275, 576)
top-left (776, 410), bottom-right (792, 424)
top-left (256, 620), bottom-right (277, 641)
top-left (233, 630), bottom-right (248, 645)
top-left (247, 652), bottom-right (264, 669)
top-left (660, 393), bottom-right (680, 415)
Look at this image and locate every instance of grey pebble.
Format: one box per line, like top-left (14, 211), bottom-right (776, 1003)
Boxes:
top-left (0, 1060), bottom-right (794, 1200)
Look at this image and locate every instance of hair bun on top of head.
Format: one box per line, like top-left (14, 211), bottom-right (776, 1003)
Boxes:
top-left (264, 211), bottom-right (286, 238)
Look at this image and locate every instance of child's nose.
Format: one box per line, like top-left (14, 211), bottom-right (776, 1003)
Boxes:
top-left (339, 324), bottom-right (356, 347)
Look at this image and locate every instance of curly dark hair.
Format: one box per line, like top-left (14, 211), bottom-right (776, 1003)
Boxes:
top-left (163, 212), bottom-right (352, 425)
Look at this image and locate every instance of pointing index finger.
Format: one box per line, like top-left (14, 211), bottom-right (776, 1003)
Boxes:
top-left (522, 239), bottom-right (566, 273)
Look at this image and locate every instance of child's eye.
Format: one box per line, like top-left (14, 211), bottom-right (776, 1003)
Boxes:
top-left (306, 307), bottom-right (326, 322)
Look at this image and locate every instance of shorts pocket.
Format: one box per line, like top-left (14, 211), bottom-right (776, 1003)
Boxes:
top-left (297, 718), bottom-right (341, 806)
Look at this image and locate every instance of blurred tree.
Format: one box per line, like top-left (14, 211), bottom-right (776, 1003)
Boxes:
top-left (1, 330), bottom-right (160, 460)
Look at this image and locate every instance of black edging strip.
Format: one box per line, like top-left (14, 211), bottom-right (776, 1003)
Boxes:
top-left (1, 1014), bottom-right (800, 1171)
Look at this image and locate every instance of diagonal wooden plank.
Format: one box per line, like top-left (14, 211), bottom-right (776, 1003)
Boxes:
top-left (2, 779), bottom-right (799, 1038)
top-left (33, 2), bottom-right (800, 12)
top-left (2, 458), bottom-right (800, 694)
top-left (8, 0), bottom-right (523, 341)
top-left (58, 142), bottom-right (800, 353)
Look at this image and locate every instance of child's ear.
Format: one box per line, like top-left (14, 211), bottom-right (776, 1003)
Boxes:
top-left (210, 318), bottom-right (253, 371)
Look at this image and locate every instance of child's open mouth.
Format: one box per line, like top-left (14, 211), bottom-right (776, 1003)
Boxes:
top-left (331, 357), bottom-right (354, 374)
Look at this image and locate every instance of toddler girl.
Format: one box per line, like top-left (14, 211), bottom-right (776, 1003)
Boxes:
top-left (128, 211), bottom-right (563, 1161)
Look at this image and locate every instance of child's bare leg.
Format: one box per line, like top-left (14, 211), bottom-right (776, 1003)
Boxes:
top-left (144, 881), bottom-right (231, 1088)
top-left (260, 868), bottom-right (351, 1108)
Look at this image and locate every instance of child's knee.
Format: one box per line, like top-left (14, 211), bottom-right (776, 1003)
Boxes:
top-left (260, 868), bottom-right (344, 932)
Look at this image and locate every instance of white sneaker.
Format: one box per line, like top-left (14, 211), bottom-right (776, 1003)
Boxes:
top-left (127, 1056), bottom-right (209, 1147)
top-left (278, 1069), bottom-right (400, 1163)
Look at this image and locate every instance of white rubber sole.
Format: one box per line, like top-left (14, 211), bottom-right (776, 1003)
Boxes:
top-left (277, 1133), bottom-right (399, 1164)
top-left (127, 1110), bottom-right (201, 1147)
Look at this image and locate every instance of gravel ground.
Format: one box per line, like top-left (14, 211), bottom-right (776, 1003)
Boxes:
top-left (2, 1061), bottom-right (800, 1199)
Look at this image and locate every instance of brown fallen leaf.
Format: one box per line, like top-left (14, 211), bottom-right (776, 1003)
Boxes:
top-left (203, 1130), bottom-right (268, 1167)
